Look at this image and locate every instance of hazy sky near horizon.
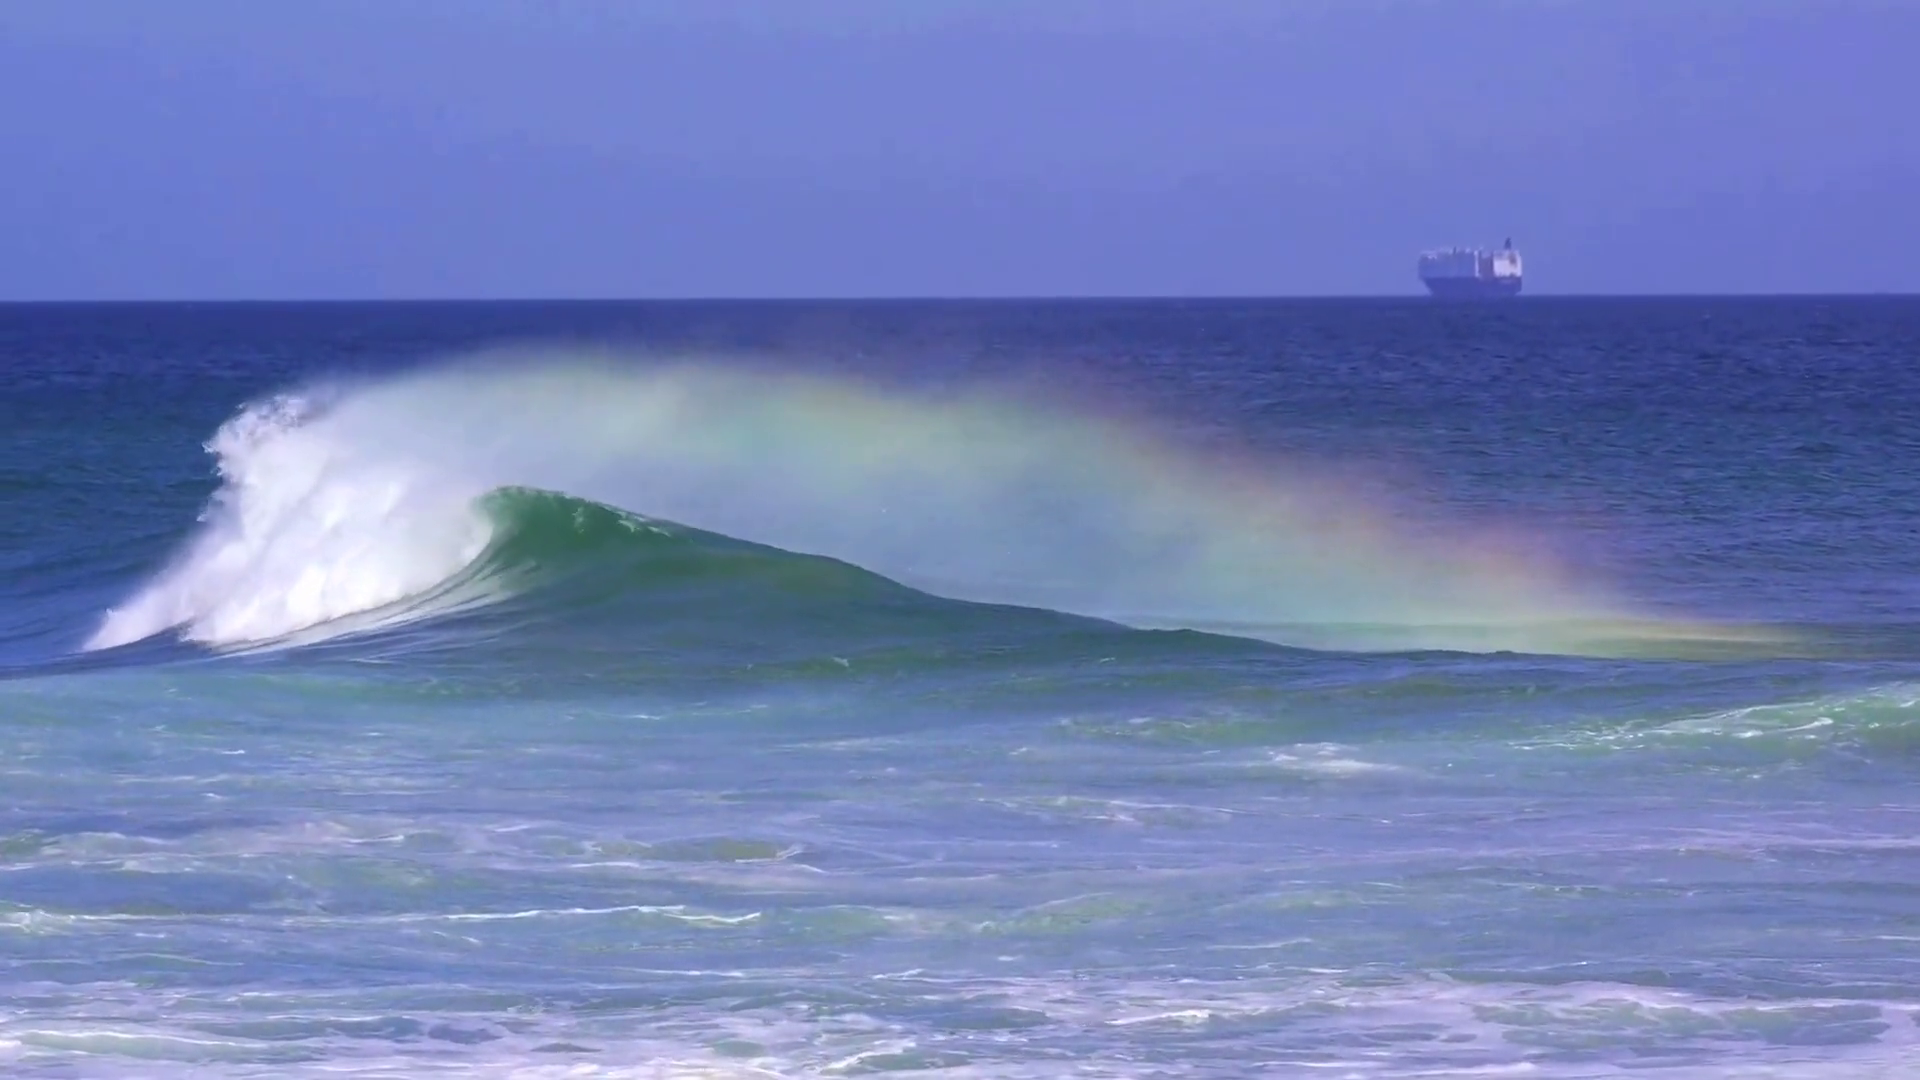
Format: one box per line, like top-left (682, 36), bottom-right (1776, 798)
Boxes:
top-left (2, 0), bottom-right (1915, 298)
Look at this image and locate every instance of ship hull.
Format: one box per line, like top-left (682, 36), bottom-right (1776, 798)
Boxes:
top-left (1422, 276), bottom-right (1522, 299)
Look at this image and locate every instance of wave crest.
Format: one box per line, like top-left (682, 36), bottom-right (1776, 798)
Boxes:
top-left (88, 392), bottom-right (498, 650)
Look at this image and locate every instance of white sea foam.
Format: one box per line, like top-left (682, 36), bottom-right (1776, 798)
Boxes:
top-left (88, 391), bottom-right (497, 650)
top-left (1, 972), bottom-right (1913, 1078)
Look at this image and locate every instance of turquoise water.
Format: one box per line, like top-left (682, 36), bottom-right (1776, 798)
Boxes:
top-left (3, 299), bottom-right (1920, 1077)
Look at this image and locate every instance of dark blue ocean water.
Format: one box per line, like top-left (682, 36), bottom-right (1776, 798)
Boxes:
top-left (3, 298), bottom-right (1920, 1078)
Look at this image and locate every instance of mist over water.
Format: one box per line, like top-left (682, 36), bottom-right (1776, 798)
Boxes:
top-left (90, 351), bottom-right (1736, 656)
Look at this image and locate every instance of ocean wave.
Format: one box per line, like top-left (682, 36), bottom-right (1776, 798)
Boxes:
top-left (84, 354), bottom-right (1772, 657)
top-left (1652, 683), bottom-right (1920, 759)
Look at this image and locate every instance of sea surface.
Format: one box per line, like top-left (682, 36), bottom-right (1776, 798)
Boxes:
top-left (3, 298), bottom-right (1919, 1078)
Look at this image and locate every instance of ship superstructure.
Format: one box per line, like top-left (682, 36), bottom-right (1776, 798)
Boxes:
top-left (1417, 238), bottom-right (1523, 297)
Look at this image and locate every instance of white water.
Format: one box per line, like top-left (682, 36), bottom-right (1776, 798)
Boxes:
top-left (88, 392), bottom-right (497, 650)
top-left (91, 353), bottom-right (1684, 653)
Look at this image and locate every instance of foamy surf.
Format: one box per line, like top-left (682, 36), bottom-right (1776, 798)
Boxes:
top-left (88, 352), bottom-right (1767, 656)
top-left (87, 391), bottom-right (501, 650)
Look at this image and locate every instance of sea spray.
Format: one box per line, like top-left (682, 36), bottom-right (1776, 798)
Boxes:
top-left (91, 351), bottom-right (1699, 654)
top-left (88, 390), bottom-right (498, 649)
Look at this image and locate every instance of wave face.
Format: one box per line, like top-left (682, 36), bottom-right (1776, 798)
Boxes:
top-left (90, 354), bottom-right (1741, 656)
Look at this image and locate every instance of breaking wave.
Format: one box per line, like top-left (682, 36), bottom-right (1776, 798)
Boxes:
top-left (87, 354), bottom-right (1768, 657)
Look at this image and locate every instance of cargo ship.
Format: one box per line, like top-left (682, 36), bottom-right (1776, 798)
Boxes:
top-left (1417, 238), bottom-right (1522, 298)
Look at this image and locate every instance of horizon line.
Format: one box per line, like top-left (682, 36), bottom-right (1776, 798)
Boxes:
top-left (2, 291), bottom-right (1917, 306)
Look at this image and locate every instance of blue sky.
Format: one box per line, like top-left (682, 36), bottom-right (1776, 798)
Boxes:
top-left (2, 1), bottom-right (1914, 298)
